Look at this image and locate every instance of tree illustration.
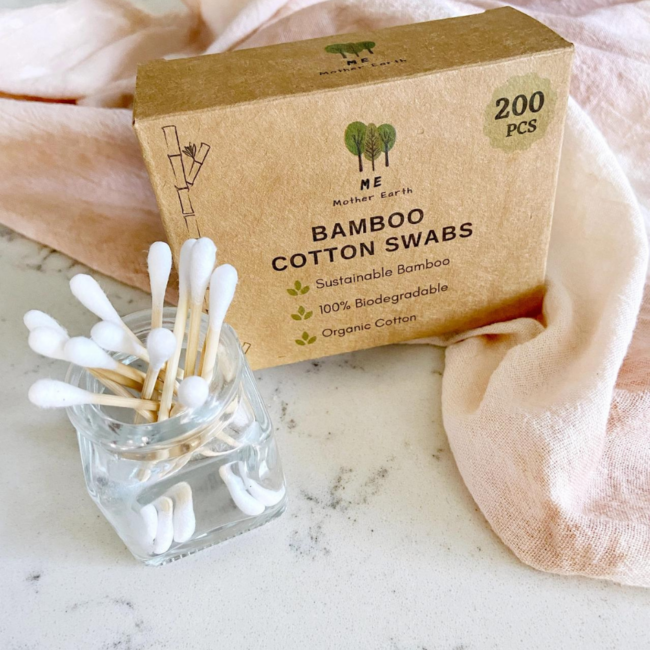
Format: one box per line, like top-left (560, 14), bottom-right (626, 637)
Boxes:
top-left (325, 44), bottom-right (348, 58)
top-left (345, 122), bottom-right (367, 173)
top-left (342, 42), bottom-right (363, 57)
top-left (377, 124), bottom-right (396, 167)
top-left (358, 41), bottom-right (376, 54)
top-left (364, 123), bottom-right (381, 172)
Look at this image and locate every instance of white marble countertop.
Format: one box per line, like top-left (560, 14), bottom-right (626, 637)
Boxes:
top-left (2, 225), bottom-right (650, 649)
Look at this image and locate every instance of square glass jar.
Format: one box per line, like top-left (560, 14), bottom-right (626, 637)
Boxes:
top-left (66, 308), bottom-right (287, 565)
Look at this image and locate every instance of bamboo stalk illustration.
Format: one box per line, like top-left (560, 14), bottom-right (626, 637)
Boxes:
top-left (185, 143), bottom-right (210, 186)
top-left (162, 126), bottom-right (194, 217)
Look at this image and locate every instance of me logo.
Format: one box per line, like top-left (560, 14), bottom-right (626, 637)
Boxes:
top-left (344, 121), bottom-right (397, 173)
top-left (324, 41), bottom-right (376, 65)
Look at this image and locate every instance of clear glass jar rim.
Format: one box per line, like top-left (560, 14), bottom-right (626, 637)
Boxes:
top-left (65, 309), bottom-right (244, 451)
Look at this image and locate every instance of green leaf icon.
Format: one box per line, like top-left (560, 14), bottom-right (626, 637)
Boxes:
top-left (296, 331), bottom-right (315, 346)
top-left (291, 314), bottom-right (302, 321)
top-left (298, 306), bottom-right (305, 315)
top-left (287, 288), bottom-right (298, 296)
top-left (304, 311), bottom-right (313, 320)
top-left (294, 281), bottom-right (302, 290)
top-left (300, 285), bottom-right (310, 295)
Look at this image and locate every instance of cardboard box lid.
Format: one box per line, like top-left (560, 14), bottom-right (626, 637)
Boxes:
top-left (134, 7), bottom-right (571, 122)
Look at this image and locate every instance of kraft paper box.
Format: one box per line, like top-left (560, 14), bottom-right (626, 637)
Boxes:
top-left (133, 7), bottom-right (573, 370)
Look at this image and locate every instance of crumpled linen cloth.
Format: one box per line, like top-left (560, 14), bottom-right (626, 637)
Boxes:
top-left (1, 0), bottom-right (649, 586)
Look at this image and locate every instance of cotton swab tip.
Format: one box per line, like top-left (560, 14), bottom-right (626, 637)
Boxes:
top-left (146, 328), bottom-right (176, 369)
top-left (148, 241), bottom-right (172, 301)
top-left (70, 274), bottom-right (121, 324)
top-left (64, 336), bottom-right (118, 370)
top-left (91, 321), bottom-right (145, 358)
top-left (28, 327), bottom-right (68, 360)
top-left (29, 379), bottom-right (92, 408)
top-left (209, 264), bottom-right (238, 326)
top-left (179, 238), bottom-right (197, 295)
top-left (24, 310), bottom-right (68, 337)
top-left (189, 238), bottom-right (217, 303)
top-left (178, 376), bottom-right (209, 410)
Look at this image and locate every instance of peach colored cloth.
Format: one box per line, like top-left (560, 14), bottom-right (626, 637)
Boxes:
top-left (1, 0), bottom-right (649, 586)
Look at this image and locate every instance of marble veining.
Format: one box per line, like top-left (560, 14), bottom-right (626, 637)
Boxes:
top-left (2, 229), bottom-right (650, 649)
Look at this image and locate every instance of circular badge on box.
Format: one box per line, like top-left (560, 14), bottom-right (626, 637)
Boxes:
top-left (484, 73), bottom-right (557, 152)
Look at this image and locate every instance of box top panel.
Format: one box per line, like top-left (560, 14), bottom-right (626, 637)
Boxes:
top-left (134, 7), bottom-right (571, 121)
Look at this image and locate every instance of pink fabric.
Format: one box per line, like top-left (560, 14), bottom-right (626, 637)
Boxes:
top-left (1, 0), bottom-right (649, 585)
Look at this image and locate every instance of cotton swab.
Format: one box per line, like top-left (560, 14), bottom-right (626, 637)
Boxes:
top-left (29, 379), bottom-right (158, 411)
top-left (136, 484), bottom-right (195, 552)
top-left (28, 327), bottom-right (67, 360)
top-left (24, 310), bottom-right (68, 337)
top-left (100, 378), bottom-right (154, 422)
top-left (148, 242), bottom-right (172, 331)
top-left (238, 461), bottom-right (285, 507)
top-left (185, 238), bottom-right (217, 376)
top-left (138, 504), bottom-right (158, 548)
top-left (219, 463), bottom-right (264, 516)
top-left (199, 264), bottom-right (238, 384)
top-left (64, 337), bottom-right (146, 384)
top-left (168, 375), bottom-right (209, 418)
top-left (159, 238), bottom-right (196, 421)
top-left (151, 496), bottom-right (174, 555)
top-left (26, 318), bottom-right (132, 383)
top-left (69, 274), bottom-right (141, 348)
top-left (140, 328), bottom-right (176, 400)
top-left (99, 377), bottom-right (154, 422)
top-left (27, 326), bottom-right (152, 420)
top-left (167, 482), bottom-right (196, 543)
top-left (177, 376), bottom-right (209, 410)
top-left (69, 274), bottom-right (122, 323)
top-left (91, 321), bottom-right (149, 362)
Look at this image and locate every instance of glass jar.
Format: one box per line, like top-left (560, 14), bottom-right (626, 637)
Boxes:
top-left (66, 308), bottom-right (287, 565)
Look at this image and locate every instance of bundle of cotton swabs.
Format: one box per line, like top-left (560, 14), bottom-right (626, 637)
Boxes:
top-left (26, 238), bottom-right (238, 423)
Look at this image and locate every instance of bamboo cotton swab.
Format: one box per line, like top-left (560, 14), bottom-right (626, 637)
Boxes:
top-left (185, 238), bottom-right (217, 376)
top-left (24, 310), bottom-right (68, 337)
top-left (99, 377), bottom-right (154, 423)
top-left (219, 464), bottom-right (265, 516)
top-left (28, 327), bottom-right (68, 360)
top-left (151, 497), bottom-right (174, 555)
top-left (177, 376), bottom-right (209, 410)
top-left (29, 379), bottom-right (158, 411)
top-left (69, 274), bottom-right (141, 349)
top-left (27, 326), bottom-right (152, 419)
top-left (54, 334), bottom-right (155, 420)
top-left (141, 328), bottom-right (176, 400)
top-left (148, 242), bottom-right (172, 331)
top-left (64, 337), bottom-right (147, 385)
top-left (199, 264), bottom-right (238, 384)
top-left (91, 321), bottom-right (183, 386)
top-left (159, 239), bottom-right (195, 421)
top-left (91, 321), bottom-right (149, 362)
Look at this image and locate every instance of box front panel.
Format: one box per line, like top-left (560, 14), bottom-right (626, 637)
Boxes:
top-left (138, 51), bottom-right (570, 369)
